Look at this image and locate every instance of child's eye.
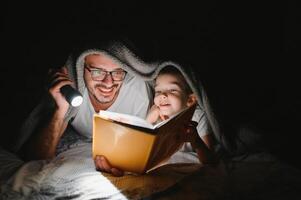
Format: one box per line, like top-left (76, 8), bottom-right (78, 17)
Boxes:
top-left (155, 91), bottom-right (162, 96)
top-left (169, 89), bottom-right (178, 93)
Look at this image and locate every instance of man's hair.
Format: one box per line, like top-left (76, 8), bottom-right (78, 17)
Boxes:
top-left (158, 66), bottom-right (193, 94)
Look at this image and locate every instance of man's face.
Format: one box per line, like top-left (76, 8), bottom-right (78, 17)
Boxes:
top-left (84, 54), bottom-right (125, 105)
top-left (154, 73), bottom-right (189, 117)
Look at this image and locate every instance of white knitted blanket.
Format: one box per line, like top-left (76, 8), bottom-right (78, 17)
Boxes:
top-left (1, 142), bottom-right (203, 199)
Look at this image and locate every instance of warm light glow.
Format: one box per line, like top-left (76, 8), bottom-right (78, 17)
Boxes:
top-left (76, 173), bottom-right (128, 199)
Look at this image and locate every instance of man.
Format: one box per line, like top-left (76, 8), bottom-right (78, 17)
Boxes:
top-left (15, 38), bottom-right (154, 176)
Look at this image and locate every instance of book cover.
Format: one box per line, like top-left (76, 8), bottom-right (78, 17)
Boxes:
top-left (92, 104), bottom-right (196, 174)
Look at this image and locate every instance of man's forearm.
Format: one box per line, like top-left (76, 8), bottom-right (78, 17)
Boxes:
top-left (22, 111), bottom-right (68, 160)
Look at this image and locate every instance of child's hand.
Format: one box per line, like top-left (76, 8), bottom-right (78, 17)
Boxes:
top-left (146, 105), bottom-right (169, 124)
top-left (159, 113), bottom-right (169, 121)
top-left (146, 105), bottom-right (160, 124)
top-left (182, 121), bottom-right (201, 148)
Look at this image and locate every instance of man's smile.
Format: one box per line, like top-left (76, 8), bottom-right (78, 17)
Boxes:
top-left (97, 86), bottom-right (115, 95)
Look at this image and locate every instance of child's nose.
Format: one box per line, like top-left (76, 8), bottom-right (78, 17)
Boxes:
top-left (160, 92), bottom-right (168, 99)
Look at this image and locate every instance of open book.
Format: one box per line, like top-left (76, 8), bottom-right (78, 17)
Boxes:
top-left (92, 104), bottom-right (196, 174)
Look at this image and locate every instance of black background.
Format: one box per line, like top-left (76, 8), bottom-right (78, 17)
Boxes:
top-left (1, 2), bottom-right (300, 168)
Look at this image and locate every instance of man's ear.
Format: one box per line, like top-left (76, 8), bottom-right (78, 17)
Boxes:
top-left (187, 93), bottom-right (197, 107)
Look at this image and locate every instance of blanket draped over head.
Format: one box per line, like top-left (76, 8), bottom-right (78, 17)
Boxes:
top-left (12, 36), bottom-right (229, 155)
top-left (3, 35), bottom-right (301, 200)
top-left (0, 35), bottom-right (233, 200)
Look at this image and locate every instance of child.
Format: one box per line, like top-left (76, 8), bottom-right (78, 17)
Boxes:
top-left (146, 66), bottom-right (217, 164)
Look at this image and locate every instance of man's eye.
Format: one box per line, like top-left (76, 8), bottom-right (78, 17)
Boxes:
top-left (169, 89), bottom-right (178, 93)
top-left (92, 70), bottom-right (102, 76)
top-left (114, 71), bottom-right (123, 75)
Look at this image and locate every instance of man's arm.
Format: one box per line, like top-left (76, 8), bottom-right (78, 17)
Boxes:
top-left (20, 67), bottom-right (73, 160)
top-left (21, 111), bottom-right (68, 160)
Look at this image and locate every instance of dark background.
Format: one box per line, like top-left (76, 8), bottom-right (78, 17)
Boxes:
top-left (1, 2), bottom-right (300, 168)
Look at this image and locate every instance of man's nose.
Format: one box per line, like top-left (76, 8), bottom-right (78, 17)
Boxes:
top-left (102, 73), bottom-right (113, 84)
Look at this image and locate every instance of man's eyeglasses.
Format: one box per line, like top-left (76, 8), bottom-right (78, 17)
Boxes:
top-left (85, 66), bottom-right (127, 81)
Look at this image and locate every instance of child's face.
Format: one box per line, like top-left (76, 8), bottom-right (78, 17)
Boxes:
top-left (154, 73), bottom-right (189, 117)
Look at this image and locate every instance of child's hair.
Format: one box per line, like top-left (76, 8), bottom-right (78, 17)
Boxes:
top-left (158, 66), bottom-right (193, 94)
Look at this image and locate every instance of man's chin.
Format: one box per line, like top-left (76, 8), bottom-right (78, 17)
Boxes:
top-left (96, 96), bottom-right (115, 104)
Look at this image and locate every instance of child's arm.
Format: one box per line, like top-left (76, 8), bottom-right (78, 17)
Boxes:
top-left (184, 121), bottom-right (219, 164)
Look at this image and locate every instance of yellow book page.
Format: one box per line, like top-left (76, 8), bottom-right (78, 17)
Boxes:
top-left (93, 116), bottom-right (156, 174)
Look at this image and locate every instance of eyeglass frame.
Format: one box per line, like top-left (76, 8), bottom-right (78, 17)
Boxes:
top-left (84, 65), bottom-right (127, 81)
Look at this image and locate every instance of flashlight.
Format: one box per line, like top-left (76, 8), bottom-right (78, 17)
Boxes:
top-left (60, 85), bottom-right (83, 107)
